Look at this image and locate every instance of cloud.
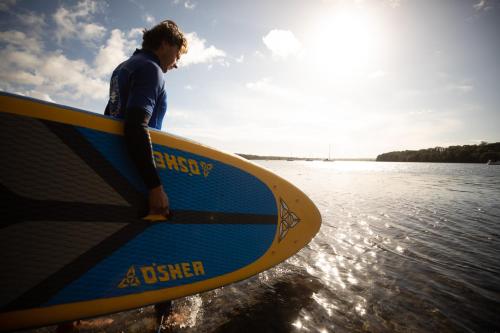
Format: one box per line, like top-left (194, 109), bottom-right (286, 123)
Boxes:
top-left (473, 0), bottom-right (493, 11)
top-left (235, 55), bottom-right (245, 63)
top-left (0, 47), bottom-right (106, 102)
top-left (178, 32), bottom-right (226, 67)
top-left (254, 50), bottom-right (265, 58)
top-left (94, 29), bottom-right (136, 77)
top-left (4, 5), bottom-right (218, 110)
top-left (184, 0), bottom-right (196, 9)
top-left (447, 83), bottom-right (474, 93)
top-left (262, 29), bottom-right (302, 59)
top-left (409, 109), bottom-right (433, 116)
top-left (1, 49), bottom-right (41, 69)
top-left (0, 1), bottom-right (149, 107)
top-left (0, 69), bottom-right (44, 86)
top-left (0, 30), bottom-right (42, 53)
top-left (144, 14), bottom-right (155, 23)
top-left (53, 0), bottom-right (106, 44)
top-left (17, 12), bottom-right (46, 33)
top-left (387, 0), bottom-right (402, 8)
top-left (128, 28), bottom-right (143, 39)
top-left (38, 52), bottom-right (108, 100)
top-left (0, 0), bottom-right (17, 11)
top-left (246, 77), bottom-right (288, 97)
top-left (5, 10), bottom-right (46, 56)
top-left (26, 90), bottom-right (55, 103)
top-left (172, 0), bottom-right (197, 9)
top-left (0, 28), bottom-right (122, 103)
top-left (82, 23), bottom-right (107, 41)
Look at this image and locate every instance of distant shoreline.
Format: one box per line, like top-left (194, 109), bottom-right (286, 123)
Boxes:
top-left (236, 154), bottom-right (375, 161)
top-left (376, 142), bottom-right (500, 163)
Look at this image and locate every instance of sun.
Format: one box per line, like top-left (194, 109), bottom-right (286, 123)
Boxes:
top-left (309, 8), bottom-right (385, 76)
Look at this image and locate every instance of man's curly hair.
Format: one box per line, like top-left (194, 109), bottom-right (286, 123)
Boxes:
top-left (142, 20), bottom-right (188, 54)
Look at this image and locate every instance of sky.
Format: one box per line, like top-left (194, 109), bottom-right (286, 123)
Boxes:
top-left (1, 0), bottom-right (499, 158)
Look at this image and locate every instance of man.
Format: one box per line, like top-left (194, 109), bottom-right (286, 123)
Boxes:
top-left (79, 20), bottom-right (185, 333)
top-left (105, 19), bottom-right (188, 218)
top-left (56, 19), bottom-right (187, 333)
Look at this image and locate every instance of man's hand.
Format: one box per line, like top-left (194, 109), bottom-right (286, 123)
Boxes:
top-left (148, 185), bottom-right (170, 217)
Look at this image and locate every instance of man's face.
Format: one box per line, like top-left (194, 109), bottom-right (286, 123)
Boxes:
top-left (157, 41), bottom-right (181, 73)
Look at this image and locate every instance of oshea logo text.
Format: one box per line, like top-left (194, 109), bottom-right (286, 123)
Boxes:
top-left (118, 261), bottom-right (205, 288)
top-left (153, 151), bottom-right (213, 178)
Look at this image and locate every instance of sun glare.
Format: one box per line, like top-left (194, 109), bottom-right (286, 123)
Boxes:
top-left (309, 8), bottom-right (385, 76)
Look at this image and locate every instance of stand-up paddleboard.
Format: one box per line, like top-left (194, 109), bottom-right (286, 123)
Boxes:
top-left (0, 92), bottom-right (321, 331)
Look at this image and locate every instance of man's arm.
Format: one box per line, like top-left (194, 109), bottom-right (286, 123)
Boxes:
top-left (123, 107), bottom-right (169, 217)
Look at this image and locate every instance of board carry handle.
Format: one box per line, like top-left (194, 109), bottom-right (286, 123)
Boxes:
top-left (143, 214), bottom-right (169, 222)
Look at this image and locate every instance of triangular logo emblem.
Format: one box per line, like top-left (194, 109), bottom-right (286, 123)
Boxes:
top-left (200, 162), bottom-right (213, 178)
top-left (118, 266), bottom-right (141, 288)
top-left (279, 198), bottom-right (300, 241)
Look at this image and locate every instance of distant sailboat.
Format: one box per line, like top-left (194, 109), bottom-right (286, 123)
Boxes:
top-left (324, 144), bottom-right (334, 162)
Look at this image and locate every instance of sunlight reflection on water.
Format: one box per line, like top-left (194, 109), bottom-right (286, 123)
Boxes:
top-left (251, 161), bottom-right (500, 333)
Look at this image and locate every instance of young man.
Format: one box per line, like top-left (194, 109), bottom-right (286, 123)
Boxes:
top-left (105, 19), bottom-right (188, 217)
top-left (105, 20), bottom-right (188, 331)
top-left (56, 20), bottom-right (188, 333)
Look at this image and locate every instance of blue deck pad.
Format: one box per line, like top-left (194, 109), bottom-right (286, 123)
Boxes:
top-left (77, 127), bottom-right (277, 215)
top-left (45, 223), bottom-right (276, 305)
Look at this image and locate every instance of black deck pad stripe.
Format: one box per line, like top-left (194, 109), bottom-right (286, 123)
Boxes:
top-left (0, 183), bottom-right (276, 226)
top-left (169, 210), bottom-right (276, 224)
top-left (2, 221), bottom-right (151, 312)
top-left (0, 183), bottom-right (137, 227)
top-left (42, 120), bottom-right (146, 209)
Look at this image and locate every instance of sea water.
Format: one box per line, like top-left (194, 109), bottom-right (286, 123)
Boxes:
top-left (181, 161), bottom-right (500, 333)
top-left (30, 161), bottom-right (500, 332)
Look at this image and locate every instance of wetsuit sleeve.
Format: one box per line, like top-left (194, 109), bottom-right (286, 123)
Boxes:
top-left (124, 107), bottom-right (161, 189)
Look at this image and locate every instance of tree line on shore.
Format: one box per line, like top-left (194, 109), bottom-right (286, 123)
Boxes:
top-left (376, 142), bottom-right (500, 163)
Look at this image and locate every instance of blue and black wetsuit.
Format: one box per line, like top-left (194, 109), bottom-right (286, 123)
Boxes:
top-left (105, 49), bottom-right (167, 189)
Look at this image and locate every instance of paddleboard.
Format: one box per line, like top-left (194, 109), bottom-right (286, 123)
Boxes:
top-left (0, 92), bottom-right (321, 331)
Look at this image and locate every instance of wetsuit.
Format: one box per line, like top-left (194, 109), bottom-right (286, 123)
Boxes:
top-left (105, 49), bottom-right (167, 190)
